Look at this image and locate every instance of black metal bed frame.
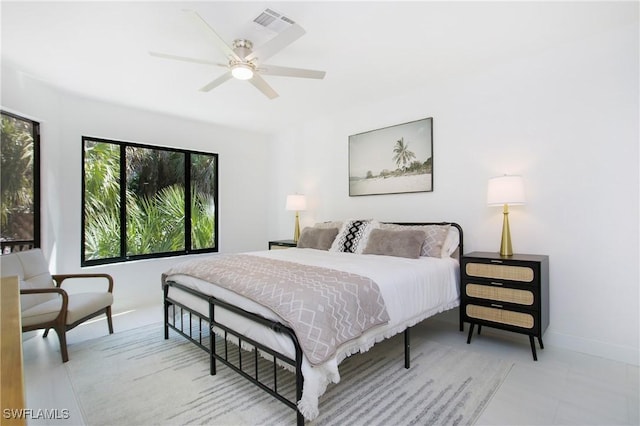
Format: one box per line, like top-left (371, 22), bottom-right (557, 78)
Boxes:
top-left (162, 222), bottom-right (463, 425)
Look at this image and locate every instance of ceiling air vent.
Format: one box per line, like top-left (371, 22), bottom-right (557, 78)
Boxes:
top-left (253, 8), bottom-right (295, 33)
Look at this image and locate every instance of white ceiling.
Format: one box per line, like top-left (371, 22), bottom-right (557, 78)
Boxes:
top-left (1, 1), bottom-right (636, 134)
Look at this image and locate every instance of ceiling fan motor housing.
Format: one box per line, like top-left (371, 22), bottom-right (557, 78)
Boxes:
top-left (232, 39), bottom-right (253, 58)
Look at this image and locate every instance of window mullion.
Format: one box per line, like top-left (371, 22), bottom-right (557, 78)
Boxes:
top-left (33, 122), bottom-right (41, 249)
top-left (120, 144), bottom-right (127, 260)
top-left (185, 152), bottom-right (192, 253)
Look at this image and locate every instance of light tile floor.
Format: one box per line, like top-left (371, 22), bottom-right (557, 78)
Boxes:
top-left (20, 305), bottom-right (639, 425)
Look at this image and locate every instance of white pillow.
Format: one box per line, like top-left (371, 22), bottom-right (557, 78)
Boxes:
top-left (441, 226), bottom-right (460, 258)
top-left (329, 219), bottom-right (379, 254)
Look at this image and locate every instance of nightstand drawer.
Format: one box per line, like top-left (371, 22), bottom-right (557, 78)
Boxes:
top-left (465, 262), bottom-right (534, 282)
top-left (466, 304), bottom-right (535, 329)
top-left (465, 283), bottom-right (534, 306)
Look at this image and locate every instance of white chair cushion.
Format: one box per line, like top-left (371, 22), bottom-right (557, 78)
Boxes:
top-left (0, 251), bottom-right (24, 278)
top-left (1, 249), bottom-right (57, 310)
top-left (65, 292), bottom-right (114, 325)
top-left (21, 297), bottom-right (63, 327)
top-left (16, 249), bottom-right (52, 282)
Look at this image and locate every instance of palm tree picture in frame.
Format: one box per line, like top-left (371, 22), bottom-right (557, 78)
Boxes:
top-left (349, 117), bottom-right (433, 196)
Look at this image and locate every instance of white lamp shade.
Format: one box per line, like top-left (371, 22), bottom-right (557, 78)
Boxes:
top-left (285, 194), bottom-right (307, 211)
top-left (487, 175), bottom-right (526, 206)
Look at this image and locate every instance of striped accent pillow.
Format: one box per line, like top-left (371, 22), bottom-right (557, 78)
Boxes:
top-left (330, 219), bottom-right (378, 254)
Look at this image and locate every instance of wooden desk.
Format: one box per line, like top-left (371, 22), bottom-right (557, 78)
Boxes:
top-left (1, 276), bottom-right (25, 425)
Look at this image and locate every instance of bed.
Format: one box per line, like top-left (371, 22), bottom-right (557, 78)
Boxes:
top-left (161, 220), bottom-right (463, 425)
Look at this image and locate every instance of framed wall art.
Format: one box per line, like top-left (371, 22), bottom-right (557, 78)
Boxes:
top-left (349, 117), bottom-right (433, 196)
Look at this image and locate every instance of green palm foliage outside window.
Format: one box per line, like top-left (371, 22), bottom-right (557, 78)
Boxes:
top-left (1, 111), bottom-right (40, 252)
top-left (82, 137), bottom-right (217, 266)
top-left (191, 153), bottom-right (217, 250)
top-left (83, 141), bottom-right (121, 259)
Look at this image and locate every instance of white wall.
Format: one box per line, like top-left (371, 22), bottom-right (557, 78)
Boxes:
top-left (268, 23), bottom-right (639, 365)
top-left (2, 61), bottom-right (272, 312)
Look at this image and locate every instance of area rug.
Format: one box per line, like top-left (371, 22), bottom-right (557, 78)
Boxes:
top-left (65, 322), bottom-right (512, 426)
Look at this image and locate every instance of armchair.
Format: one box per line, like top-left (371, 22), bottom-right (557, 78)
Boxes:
top-left (0, 249), bottom-right (113, 362)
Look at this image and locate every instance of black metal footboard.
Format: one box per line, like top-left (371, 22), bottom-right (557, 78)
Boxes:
top-left (163, 282), bottom-right (211, 352)
top-left (163, 281), bottom-right (306, 426)
top-left (209, 296), bottom-right (305, 426)
top-left (163, 280), bottom-right (414, 426)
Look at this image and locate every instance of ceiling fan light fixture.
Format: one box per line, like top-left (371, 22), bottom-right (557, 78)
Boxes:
top-left (231, 63), bottom-right (254, 80)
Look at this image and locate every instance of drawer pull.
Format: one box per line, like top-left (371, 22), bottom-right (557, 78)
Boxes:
top-left (491, 281), bottom-right (504, 286)
top-left (491, 303), bottom-right (503, 308)
top-left (490, 260), bottom-right (503, 264)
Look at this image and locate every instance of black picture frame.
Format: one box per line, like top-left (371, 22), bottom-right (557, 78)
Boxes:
top-left (349, 117), bottom-right (433, 196)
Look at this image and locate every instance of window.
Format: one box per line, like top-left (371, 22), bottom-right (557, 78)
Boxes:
top-left (82, 137), bottom-right (217, 266)
top-left (1, 111), bottom-right (40, 253)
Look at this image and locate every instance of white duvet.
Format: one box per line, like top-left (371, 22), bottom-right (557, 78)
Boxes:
top-left (165, 248), bottom-right (460, 420)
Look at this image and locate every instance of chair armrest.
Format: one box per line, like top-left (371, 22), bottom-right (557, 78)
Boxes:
top-left (20, 288), bottom-right (69, 318)
top-left (52, 274), bottom-right (114, 293)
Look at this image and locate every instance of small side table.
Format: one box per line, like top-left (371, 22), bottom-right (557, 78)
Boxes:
top-left (268, 240), bottom-right (297, 250)
top-left (461, 251), bottom-right (549, 360)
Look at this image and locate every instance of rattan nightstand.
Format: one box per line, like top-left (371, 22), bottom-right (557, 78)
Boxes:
top-left (268, 240), bottom-right (297, 250)
top-left (461, 251), bottom-right (549, 360)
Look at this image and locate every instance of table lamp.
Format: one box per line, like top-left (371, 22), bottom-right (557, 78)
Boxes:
top-left (487, 175), bottom-right (526, 256)
top-left (285, 194), bottom-right (307, 242)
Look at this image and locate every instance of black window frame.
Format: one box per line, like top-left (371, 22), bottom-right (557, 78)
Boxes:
top-left (0, 110), bottom-right (41, 252)
top-left (81, 136), bottom-right (218, 266)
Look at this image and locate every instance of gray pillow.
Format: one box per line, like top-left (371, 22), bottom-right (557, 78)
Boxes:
top-left (380, 223), bottom-right (451, 257)
top-left (297, 227), bottom-right (339, 250)
top-left (362, 229), bottom-right (426, 259)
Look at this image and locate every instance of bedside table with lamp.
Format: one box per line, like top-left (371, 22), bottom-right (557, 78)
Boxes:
top-left (269, 194), bottom-right (306, 250)
top-left (462, 175), bottom-right (549, 360)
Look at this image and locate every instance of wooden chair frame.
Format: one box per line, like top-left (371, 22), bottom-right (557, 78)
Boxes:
top-left (21, 273), bottom-right (114, 362)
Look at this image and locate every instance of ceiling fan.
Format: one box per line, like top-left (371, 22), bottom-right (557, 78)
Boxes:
top-left (150, 9), bottom-right (326, 100)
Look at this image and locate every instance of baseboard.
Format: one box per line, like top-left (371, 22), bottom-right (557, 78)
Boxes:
top-left (544, 330), bottom-right (640, 366)
top-left (435, 308), bottom-right (639, 366)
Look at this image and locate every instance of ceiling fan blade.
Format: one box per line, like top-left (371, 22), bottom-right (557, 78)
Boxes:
top-left (183, 9), bottom-right (241, 61)
top-left (149, 51), bottom-right (226, 67)
top-left (199, 72), bottom-right (233, 92)
top-left (249, 74), bottom-right (279, 99)
top-left (245, 24), bottom-right (305, 62)
top-left (259, 64), bottom-right (326, 79)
